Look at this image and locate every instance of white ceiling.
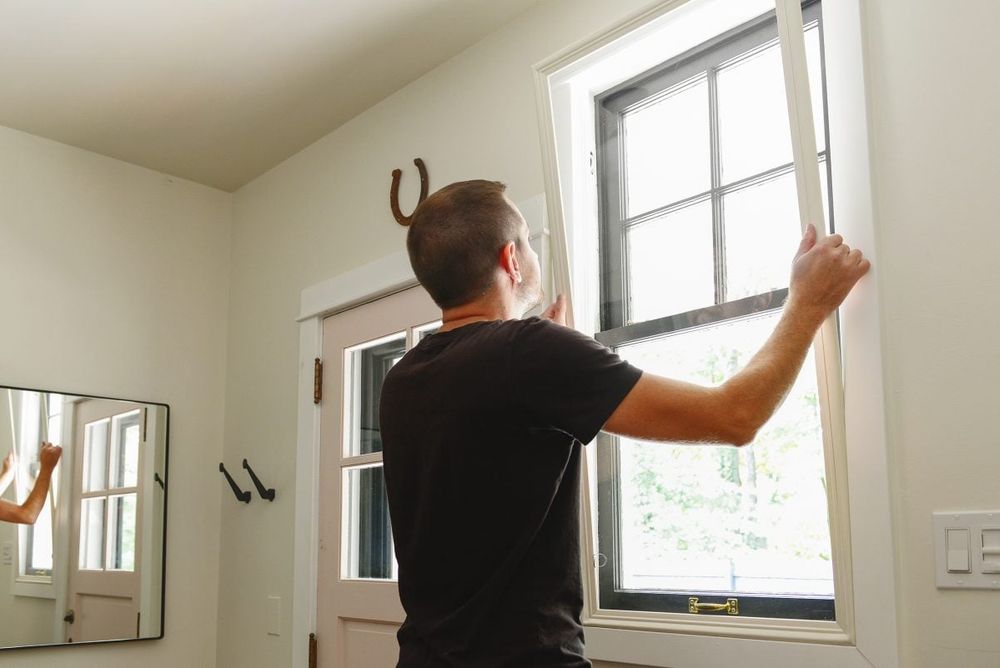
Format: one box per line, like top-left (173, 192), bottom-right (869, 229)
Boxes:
top-left (0, 0), bottom-right (540, 191)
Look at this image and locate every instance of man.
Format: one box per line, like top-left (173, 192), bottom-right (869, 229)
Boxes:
top-left (380, 180), bottom-right (869, 667)
top-left (0, 443), bottom-right (62, 524)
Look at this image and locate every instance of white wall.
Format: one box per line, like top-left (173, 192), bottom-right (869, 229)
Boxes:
top-left (217, 0), bottom-right (1000, 666)
top-left (865, 1), bottom-right (1000, 666)
top-left (0, 125), bottom-right (231, 667)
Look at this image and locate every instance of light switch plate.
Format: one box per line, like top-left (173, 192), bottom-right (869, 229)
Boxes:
top-left (267, 596), bottom-right (281, 636)
top-left (933, 511), bottom-right (1000, 590)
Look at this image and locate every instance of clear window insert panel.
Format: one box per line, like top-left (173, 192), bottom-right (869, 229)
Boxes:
top-left (597, 0), bottom-right (836, 619)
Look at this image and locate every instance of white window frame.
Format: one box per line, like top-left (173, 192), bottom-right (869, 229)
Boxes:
top-left (533, 0), bottom-right (897, 666)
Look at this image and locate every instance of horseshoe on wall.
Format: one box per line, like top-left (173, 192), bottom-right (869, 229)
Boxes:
top-left (390, 158), bottom-right (429, 226)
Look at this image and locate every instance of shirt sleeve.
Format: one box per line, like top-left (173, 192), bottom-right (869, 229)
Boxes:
top-left (510, 317), bottom-right (643, 444)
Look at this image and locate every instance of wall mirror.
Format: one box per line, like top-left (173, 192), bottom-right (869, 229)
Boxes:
top-left (0, 385), bottom-right (167, 649)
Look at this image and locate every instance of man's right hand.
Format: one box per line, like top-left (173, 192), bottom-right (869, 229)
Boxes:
top-left (39, 443), bottom-right (62, 473)
top-left (788, 224), bottom-right (871, 323)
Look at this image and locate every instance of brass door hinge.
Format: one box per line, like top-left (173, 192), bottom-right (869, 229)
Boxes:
top-left (688, 596), bottom-right (739, 615)
top-left (313, 358), bottom-right (323, 405)
top-left (309, 632), bottom-right (317, 668)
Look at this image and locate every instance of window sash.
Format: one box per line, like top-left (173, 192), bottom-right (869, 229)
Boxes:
top-left (597, 0), bottom-right (826, 331)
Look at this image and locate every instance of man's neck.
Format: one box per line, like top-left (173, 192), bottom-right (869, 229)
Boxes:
top-left (439, 294), bottom-right (521, 333)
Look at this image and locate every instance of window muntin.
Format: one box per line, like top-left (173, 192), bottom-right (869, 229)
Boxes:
top-left (595, 0), bottom-right (835, 620)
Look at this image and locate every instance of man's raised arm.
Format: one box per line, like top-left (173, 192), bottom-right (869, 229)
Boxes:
top-left (603, 224), bottom-right (870, 446)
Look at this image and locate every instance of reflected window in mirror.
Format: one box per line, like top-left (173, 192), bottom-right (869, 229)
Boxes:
top-left (9, 391), bottom-right (62, 579)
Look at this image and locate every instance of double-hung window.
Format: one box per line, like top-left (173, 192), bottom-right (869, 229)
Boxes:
top-left (594, 0), bottom-right (837, 621)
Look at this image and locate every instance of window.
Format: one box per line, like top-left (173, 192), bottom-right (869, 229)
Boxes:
top-left (594, 0), bottom-right (836, 620)
top-left (8, 391), bottom-right (63, 578)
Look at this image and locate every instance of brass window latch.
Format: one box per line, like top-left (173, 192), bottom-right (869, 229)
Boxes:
top-left (688, 597), bottom-right (740, 615)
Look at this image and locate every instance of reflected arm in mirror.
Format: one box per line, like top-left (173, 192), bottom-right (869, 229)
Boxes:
top-left (0, 443), bottom-right (61, 525)
top-left (0, 451), bottom-right (15, 496)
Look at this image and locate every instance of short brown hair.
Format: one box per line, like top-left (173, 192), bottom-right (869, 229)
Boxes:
top-left (406, 180), bottom-right (522, 309)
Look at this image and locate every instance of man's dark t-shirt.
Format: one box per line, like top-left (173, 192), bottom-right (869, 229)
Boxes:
top-left (380, 317), bottom-right (642, 667)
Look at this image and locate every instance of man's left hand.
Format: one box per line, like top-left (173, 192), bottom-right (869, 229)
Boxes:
top-left (541, 294), bottom-right (568, 326)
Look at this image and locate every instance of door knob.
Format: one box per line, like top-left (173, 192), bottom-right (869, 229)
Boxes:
top-left (63, 609), bottom-right (75, 624)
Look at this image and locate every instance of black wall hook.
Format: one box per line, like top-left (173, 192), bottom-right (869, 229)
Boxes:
top-left (220, 462), bottom-right (251, 503)
top-left (243, 459), bottom-right (276, 501)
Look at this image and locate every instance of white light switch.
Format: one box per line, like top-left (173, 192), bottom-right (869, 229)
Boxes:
top-left (267, 596), bottom-right (281, 636)
top-left (946, 529), bottom-right (971, 573)
top-left (934, 511), bottom-right (1000, 590)
top-left (1, 542), bottom-right (11, 566)
top-left (982, 528), bottom-right (1000, 574)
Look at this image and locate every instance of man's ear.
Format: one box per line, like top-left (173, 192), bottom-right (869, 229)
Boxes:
top-left (499, 241), bottom-right (522, 285)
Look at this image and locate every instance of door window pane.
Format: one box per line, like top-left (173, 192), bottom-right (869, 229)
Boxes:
top-left (346, 334), bottom-right (406, 457)
top-left (108, 494), bottom-right (137, 571)
top-left (414, 321), bottom-right (442, 342)
top-left (627, 200), bottom-right (715, 323)
top-left (110, 411), bottom-right (141, 488)
top-left (343, 465), bottom-right (393, 580)
top-left (624, 78), bottom-right (711, 217)
top-left (79, 498), bottom-right (106, 571)
top-left (83, 419), bottom-right (109, 492)
top-left (616, 312), bottom-right (833, 596)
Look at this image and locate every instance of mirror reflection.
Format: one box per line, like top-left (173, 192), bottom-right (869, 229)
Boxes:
top-left (0, 386), bottom-right (167, 648)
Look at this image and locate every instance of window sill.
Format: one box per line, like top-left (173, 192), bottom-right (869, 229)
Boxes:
top-left (585, 608), bottom-right (849, 644)
top-left (584, 623), bottom-right (873, 668)
top-left (12, 575), bottom-right (55, 600)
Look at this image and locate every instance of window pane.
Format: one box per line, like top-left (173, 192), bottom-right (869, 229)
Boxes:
top-left (723, 172), bottom-right (799, 300)
top-left (83, 419), bottom-right (109, 492)
top-left (111, 411), bottom-right (141, 488)
top-left (108, 494), bottom-right (137, 571)
top-left (615, 312), bottom-right (834, 597)
top-left (624, 78), bottom-right (710, 217)
top-left (46, 415), bottom-right (62, 446)
top-left (718, 41), bottom-right (792, 184)
top-left (626, 200), bottom-right (715, 323)
top-left (17, 392), bottom-right (40, 460)
top-left (724, 160), bottom-right (830, 301)
top-left (46, 393), bottom-right (63, 417)
top-left (343, 465), bottom-right (393, 580)
top-left (346, 334), bottom-right (407, 457)
top-left (28, 503), bottom-right (53, 573)
top-left (79, 497), bottom-right (106, 571)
